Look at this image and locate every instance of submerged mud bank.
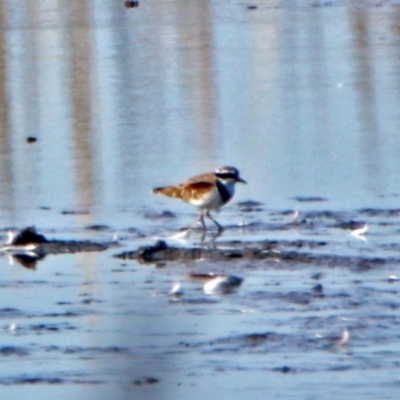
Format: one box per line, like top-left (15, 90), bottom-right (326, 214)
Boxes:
top-left (2, 227), bottom-right (114, 254)
top-left (30, 240), bottom-right (111, 255)
top-left (2, 208), bottom-right (400, 399)
top-left (112, 206), bottom-right (400, 273)
top-left (114, 238), bottom-right (387, 270)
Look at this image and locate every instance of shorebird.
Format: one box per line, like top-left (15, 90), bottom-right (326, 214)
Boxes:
top-left (152, 166), bottom-right (246, 232)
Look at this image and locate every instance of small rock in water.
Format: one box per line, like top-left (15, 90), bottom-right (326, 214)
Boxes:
top-left (170, 282), bottom-right (184, 297)
top-left (387, 275), bottom-right (399, 283)
top-left (273, 366), bottom-right (293, 374)
top-left (125, 0), bottom-right (139, 8)
top-left (203, 275), bottom-right (243, 295)
top-left (312, 283), bottom-right (324, 296)
top-left (133, 376), bottom-right (159, 385)
top-left (333, 329), bottom-right (350, 346)
top-left (336, 220), bottom-right (367, 233)
top-left (8, 227), bottom-right (48, 245)
top-left (1, 323), bottom-right (17, 333)
top-left (311, 272), bottom-right (323, 280)
top-left (322, 328), bottom-right (350, 346)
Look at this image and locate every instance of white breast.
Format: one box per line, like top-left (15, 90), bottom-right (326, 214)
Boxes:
top-left (191, 187), bottom-right (224, 210)
top-left (194, 179), bottom-right (236, 210)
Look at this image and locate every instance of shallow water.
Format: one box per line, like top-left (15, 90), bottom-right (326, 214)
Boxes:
top-left (1, 1), bottom-right (400, 399)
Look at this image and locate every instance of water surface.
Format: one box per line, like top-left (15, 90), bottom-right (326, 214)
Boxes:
top-left (1, 1), bottom-right (400, 399)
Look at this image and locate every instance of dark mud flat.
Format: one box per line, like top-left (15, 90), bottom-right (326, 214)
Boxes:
top-left (6, 240), bottom-right (113, 269)
top-left (32, 239), bottom-right (112, 255)
top-left (3, 226), bottom-right (116, 254)
top-left (2, 211), bottom-right (400, 400)
top-left (107, 208), bottom-right (400, 399)
top-left (115, 207), bottom-right (398, 265)
top-left (0, 209), bottom-right (399, 399)
top-left (114, 234), bottom-right (388, 270)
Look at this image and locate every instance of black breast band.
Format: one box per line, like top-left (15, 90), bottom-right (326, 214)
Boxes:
top-left (216, 180), bottom-right (232, 204)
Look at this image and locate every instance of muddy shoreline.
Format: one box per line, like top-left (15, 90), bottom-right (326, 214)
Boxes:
top-left (3, 204), bottom-right (398, 271)
top-left (1, 208), bottom-right (400, 399)
top-left (115, 238), bottom-right (387, 270)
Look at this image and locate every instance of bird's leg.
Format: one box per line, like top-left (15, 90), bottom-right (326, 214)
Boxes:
top-left (197, 210), bottom-right (207, 230)
top-left (178, 211), bottom-right (205, 240)
top-left (206, 210), bottom-right (224, 232)
top-left (196, 210), bottom-right (207, 243)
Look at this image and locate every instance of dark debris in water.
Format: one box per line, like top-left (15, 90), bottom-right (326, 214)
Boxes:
top-left (359, 208), bottom-right (400, 217)
top-left (183, 331), bottom-right (291, 353)
top-left (0, 346), bottom-right (30, 357)
top-left (28, 323), bottom-right (77, 333)
top-left (62, 346), bottom-right (130, 355)
top-left (5, 377), bottom-right (64, 385)
top-left (293, 196), bottom-right (328, 203)
top-left (125, 0), bottom-right (139, 8)
top-left (85, 224), bottom-right (111, 231)
top-left (144, 210), bottom-right (176, 220)
top-left (0, 374), bottom-right (105, 385)
top-left (273, 366), bottom-right (294, 374)
top-left (0, 308), bottom-right (25, 318)
top-left (133, 377), bottom-right (160, 386)
top-left (11, 227), bottom-right (48, 245)
top-left (61, 209), bottom-right (90, 215)
top-left (334, 220), bottom-right (366, 230)
top-left (242, 332), bottom-right (279, 346)
top-left (26, 136), bottom-right (37, 143)
top-left (182, 325), bottom-right (355, 358)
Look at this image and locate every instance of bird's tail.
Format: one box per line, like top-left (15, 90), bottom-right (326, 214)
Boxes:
top-left (152, 186), bottom-right (181, 199)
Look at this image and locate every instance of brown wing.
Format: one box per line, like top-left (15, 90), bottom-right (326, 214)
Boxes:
top-left (186, 172), bottom-right (216, 185)
top-left (153, 181), bottom-right (215, 203)
top-left (182, 181), bottom-right (215, 202)
top-left (153, 171), bottom-right (216, 202)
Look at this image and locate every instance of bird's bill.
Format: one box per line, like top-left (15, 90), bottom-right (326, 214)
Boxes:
top-left (236, 176), bottom-right (247, 184)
